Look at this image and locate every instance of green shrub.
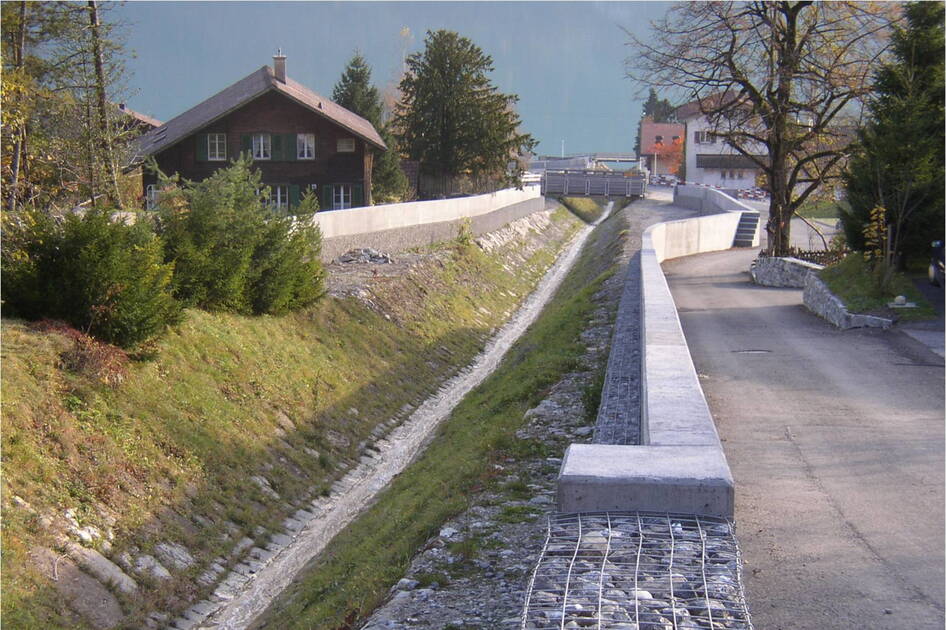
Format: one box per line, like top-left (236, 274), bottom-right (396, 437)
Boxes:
top-left (1, 209), bottom-right (180, 347)
top-left (154, 156), bottom-right (325, 314)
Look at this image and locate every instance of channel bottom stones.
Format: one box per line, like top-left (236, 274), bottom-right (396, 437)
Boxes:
top-left (521, 512), bottom-right (752, 630)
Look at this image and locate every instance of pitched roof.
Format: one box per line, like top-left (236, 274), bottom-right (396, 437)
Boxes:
top-left (134, 65), bottom-right (385, 163)
top-left (674, 92), bottom-right (742, 120)
top-left (117, 104), bottom-right (162, 128)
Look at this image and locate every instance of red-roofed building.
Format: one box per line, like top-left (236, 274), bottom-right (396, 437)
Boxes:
top-left (133, 54), bottom-right (387, 212)
top-left (638, 118), bottom-right (685, 178)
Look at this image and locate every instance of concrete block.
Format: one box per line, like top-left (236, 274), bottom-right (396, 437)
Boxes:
top-left (557, 443), bottom-right (734, 518)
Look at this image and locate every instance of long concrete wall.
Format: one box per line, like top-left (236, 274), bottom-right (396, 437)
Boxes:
top-left (674, 184), bottom-right (758, 215)
top-left (558, 198), bottom-right (749, 519)
top-left (313, 188), bottom-right (540, 238)
top-left (311, 188), bottom-right (543, 261)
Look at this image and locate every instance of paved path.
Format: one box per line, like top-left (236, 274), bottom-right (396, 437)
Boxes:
top-left (662, 248), bottom-right (945, 630)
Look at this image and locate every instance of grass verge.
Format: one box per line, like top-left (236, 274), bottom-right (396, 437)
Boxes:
top-left (0, 207), bottom-right (582, 629)
top-left (794, 199), bottom-right (849, 220)
top-left (819, 253), bottom-right (936, 321)
top-left (253, 199), bottom-right (626, 630)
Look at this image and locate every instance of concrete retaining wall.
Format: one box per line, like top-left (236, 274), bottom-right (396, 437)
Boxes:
top-left (311, 187), bottom-right (541, 260)
top-left (751, 256), bottom-right (823, 288)
top-left (559, 202), bottom-right (747, 519)
top-left (673, 184), bottom-right (751, 216)
top-left (318, 197), bottom-right (545, 261)
top-left (803, 273), bottom-right (894, 329)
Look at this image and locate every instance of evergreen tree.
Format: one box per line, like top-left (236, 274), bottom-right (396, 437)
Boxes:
top-left (332, 52), bottom-right (383, 128)
top-left (841, 1), bottom-right (944, 268)
top-left (634, 88), bottom-right (676, 155)
top-left (332, 52), bottom-right (409, 203)
top-left (394, 30), bottom-right (536, 198)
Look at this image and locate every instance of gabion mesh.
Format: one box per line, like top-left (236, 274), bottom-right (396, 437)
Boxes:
top-left (520, 512), bottom-right (753, 630)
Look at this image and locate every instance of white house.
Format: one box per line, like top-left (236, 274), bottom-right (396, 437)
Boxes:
top-left (675, 97), bottom-right (766, 190)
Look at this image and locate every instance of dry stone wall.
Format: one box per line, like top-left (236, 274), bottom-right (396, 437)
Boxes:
top-left (750, 256), bottom-right (823, 288)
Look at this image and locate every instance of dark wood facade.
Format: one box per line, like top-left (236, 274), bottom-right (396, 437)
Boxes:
top-left (144, 91), bottom-right (373, 210)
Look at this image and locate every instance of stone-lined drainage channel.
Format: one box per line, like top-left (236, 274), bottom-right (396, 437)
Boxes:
top-left (181, 205), bottom-right (613, 630)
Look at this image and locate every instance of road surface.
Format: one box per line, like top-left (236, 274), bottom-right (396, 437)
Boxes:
top-left (662, 248), bottom-right (945, 630)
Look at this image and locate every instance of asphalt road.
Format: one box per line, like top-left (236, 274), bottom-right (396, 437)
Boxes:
top-left (662, 248), bottom-right (945, 630)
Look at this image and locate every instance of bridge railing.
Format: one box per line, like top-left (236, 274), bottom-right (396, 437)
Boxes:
top-left (541, 169), bottom-right (647, 198)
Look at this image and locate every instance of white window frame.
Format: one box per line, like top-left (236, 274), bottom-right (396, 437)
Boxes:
top-left (333, 184), bottom-right (352, 210)
top-left (145, 184), bottom-right (157, 210)
top-left (252, 133), bottom-right (272, 160)
top-left (297, 133), bottom-right (316, 160)
top-left (208, 133), bottom-right (227, 161)
top-left (694, 130), bottom-right (715, 144)
top-left (271, 184), bottom-right (289, 212)
top-left (336, 137), bottom-right (356, 153)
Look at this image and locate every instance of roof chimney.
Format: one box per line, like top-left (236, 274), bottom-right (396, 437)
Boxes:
top-left (273, 49), bottom-right (286, 82)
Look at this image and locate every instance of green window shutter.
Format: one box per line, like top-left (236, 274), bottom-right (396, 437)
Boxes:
top-left (196, 134), bottom-right (208, 161)
top-left (241, 134), bottom-right (252, 157)
top-left (289, 184), bottom-right (300, 209)
top-left (271, 134), bottom-right (283, 161)
top-left (352, 183), bottom-right (364, 208)
top-left (322, 184), bottom-right (333, 210)
top-left (285, 134), bottom-right (297, 161)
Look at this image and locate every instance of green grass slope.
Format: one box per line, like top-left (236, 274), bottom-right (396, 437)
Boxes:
top-left (1, 207), bottom-right (584, 629)
top-left (255, 201), bottom-right (629, 629)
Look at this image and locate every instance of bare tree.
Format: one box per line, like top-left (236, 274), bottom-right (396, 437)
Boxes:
top-left (626, 2), bottom-right (897, 255)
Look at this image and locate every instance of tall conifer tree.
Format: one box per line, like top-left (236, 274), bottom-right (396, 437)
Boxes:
top-left (841, 1), bottom-right (945, 268)
top-left (332, 52), bottom-right (410, 203)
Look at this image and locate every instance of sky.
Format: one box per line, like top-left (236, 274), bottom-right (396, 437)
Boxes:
top-left (114, 1), bottom-right (671, 157)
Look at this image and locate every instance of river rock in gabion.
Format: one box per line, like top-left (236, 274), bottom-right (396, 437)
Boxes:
top-left (521, 512), bottom-right (752, 630)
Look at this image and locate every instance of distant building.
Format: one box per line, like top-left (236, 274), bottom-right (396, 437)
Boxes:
top-left (132, 53), bottom-right (387, 212)
top-left (638, 118), bottom-right (685, 178)
top-left (675, 96), bottom-right (766, 189)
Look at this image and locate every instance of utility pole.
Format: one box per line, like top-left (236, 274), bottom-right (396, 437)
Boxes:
top-left (561, 139), bottom-right (565, 158)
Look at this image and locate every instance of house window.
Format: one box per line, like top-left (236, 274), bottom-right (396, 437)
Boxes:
top-left (694, 131), bottom-right (715, 144)
top-left (336, 138), bottom-right (355, 153)
top-left (333, 184), bottom-right (352, 209)
top-left (208, 133), bottom-right (227, 161)
top-left (271, 184), bottom-right (289, 212)
top-left (252, 133), bottom-right (272, 160)
top-left (145, 184), bottom-right (157, 210)
top-left (297, 133), bottom-right (315, 159)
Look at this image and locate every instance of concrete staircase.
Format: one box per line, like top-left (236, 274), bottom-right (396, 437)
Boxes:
top-left (732, 212), bottom-right (760, 247)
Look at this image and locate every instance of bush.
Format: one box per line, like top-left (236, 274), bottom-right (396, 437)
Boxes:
top-left (154, 156), bottom-right (325, 314)
top-left (1, 209), bottom-right (181, 348)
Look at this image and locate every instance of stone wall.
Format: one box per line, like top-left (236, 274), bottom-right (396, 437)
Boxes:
top-left (750, 256), bottom-right (823, 288)
top-left (803, 273), bottom-right (893, 329)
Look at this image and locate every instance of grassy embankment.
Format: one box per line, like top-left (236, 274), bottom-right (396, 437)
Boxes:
top-left (820, 253), bottom-right (936, 321)
top-left (794, 199), bottom-right (849, 220)
top-left (255, 197), bottom-right (625, 629)
top-left (558, 196), bottom-right (609, 224)
top-left (1, 206), bottom-right (585, 629)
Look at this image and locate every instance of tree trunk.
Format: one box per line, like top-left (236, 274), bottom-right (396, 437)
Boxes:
top-left (88, 0), bottom-right (122, 208)
top-left (7, 1), bottom-right (28, 212)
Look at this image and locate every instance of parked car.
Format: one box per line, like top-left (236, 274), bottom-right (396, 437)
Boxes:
top-left (929, 240), bottom-right (944, 286)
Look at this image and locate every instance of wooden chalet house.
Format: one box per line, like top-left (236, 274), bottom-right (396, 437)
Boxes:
top-left (134, 53), bottom-right (386, 213)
